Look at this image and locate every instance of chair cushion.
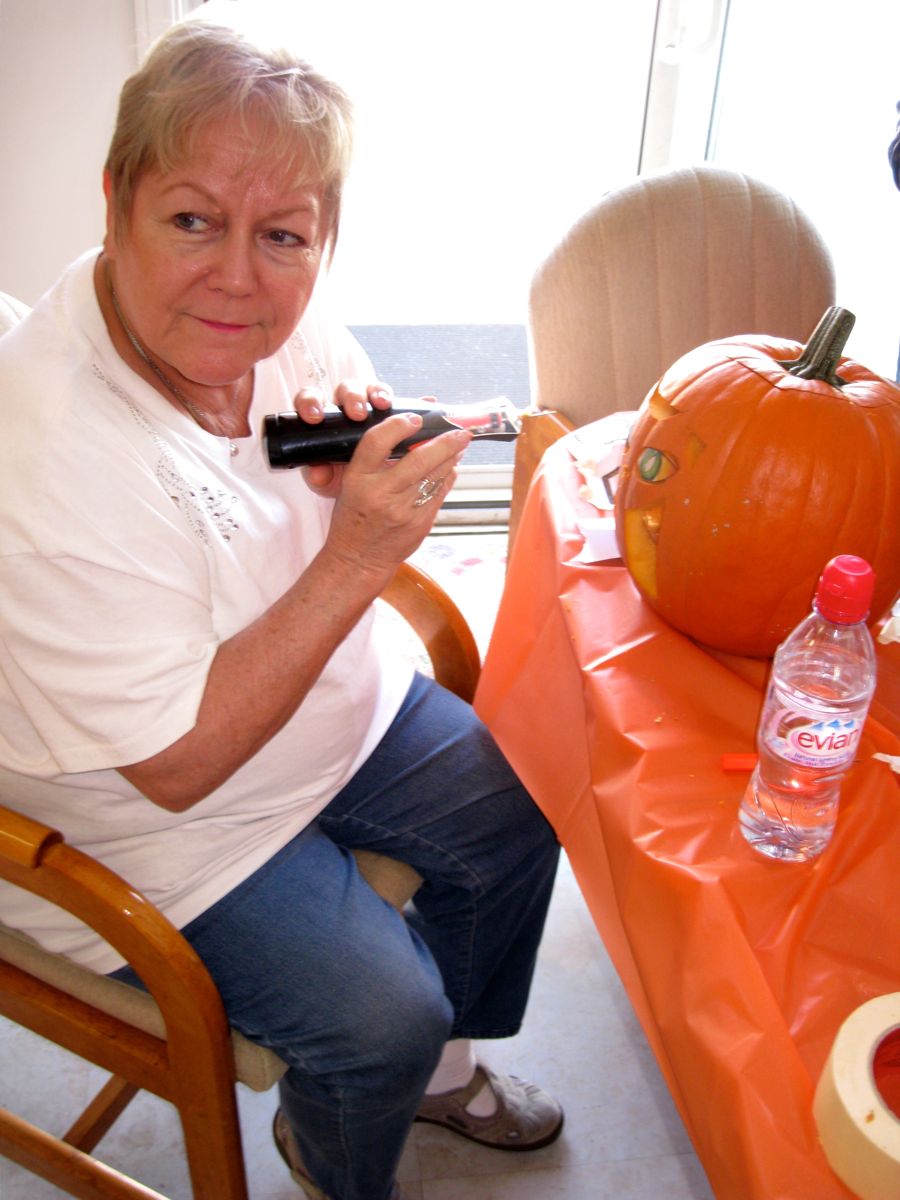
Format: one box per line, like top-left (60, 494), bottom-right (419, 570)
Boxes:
top-left (0, 852), bottom-right (421, 1093)
top-left (0, 921), bottom-right (288, 1091)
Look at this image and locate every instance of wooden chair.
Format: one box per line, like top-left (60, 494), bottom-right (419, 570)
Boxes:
top-left (0, 560), bottom-right (480, 1200)
top-left (509, 164), bottom-right (836, 546)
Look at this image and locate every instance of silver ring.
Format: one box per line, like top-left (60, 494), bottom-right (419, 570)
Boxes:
top-left (412, 476), bottom-right (443, 507)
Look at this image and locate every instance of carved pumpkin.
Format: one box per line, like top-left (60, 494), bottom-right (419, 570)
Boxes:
top-left (614, 308), bottom-right (900, 657)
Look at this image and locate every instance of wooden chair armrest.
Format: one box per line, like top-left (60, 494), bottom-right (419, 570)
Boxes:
top-left (0, 804), bottom-right (230, 1057)
top-left (508, 409), bottom-right (575, 551)
top-left (381, 561), bottom-right (481, 703)
top-left (0, 806), bottom-right (62, 868)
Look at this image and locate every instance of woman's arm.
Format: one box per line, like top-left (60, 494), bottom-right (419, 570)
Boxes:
top-left (118, 412), bottom-right (470, 811)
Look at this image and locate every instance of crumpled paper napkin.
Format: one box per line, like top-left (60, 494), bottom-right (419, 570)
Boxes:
top-left (567, 410), bottom-right (637, 563)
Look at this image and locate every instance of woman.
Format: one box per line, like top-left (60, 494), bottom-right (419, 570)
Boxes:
top-left (0, 20), bottom-right (561, 1200)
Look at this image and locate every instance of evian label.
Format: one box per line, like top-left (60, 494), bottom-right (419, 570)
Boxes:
top-left (767, 707), bottom-right (864, 769)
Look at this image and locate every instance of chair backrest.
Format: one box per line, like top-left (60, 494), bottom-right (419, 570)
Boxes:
top-left (527, 164), bottom-right (836, 428)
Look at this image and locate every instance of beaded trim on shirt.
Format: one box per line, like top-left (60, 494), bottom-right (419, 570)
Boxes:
top-left (91, 363), bottom-right (241, 545)
top-left (287, 327), bottom-right (327, 386)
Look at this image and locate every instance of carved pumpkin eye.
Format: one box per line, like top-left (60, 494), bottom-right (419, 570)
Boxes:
top-left (637, 447), bottom-right (677, 483)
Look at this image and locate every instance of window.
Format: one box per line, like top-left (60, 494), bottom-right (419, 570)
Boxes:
top-left (708, 0), bottom-right (899, 379)
top-left (203, 0), bottom-right (658, 325)
top-left (641, 0), bottom-right (899, 379)
top-left (197, 0), bottom-right (899, 525)
top-left (199, 0), bottom-right (658, 521)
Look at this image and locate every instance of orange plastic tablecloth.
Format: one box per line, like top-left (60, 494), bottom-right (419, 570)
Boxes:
top-left (474, 435), bottom-right (900, 1200)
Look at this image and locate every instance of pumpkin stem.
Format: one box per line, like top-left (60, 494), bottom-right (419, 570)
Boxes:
top-left (778, 306), bottom-right (855, 387)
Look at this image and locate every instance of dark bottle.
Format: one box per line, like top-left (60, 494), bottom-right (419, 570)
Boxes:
top-left (264, 396), bottom-right (522, 468)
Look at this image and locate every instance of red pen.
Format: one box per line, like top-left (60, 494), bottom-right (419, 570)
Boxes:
top-left (720, 753), bottom-right (759, 772)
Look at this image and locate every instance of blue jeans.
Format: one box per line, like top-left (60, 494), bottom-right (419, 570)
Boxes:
top-left (113, 674), bottom-right (559, 1200)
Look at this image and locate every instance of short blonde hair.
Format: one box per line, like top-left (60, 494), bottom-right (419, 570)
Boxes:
top-left (105, 21), bottom-right (354, 249)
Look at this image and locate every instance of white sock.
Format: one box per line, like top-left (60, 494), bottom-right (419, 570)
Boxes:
top-left (426, 1038), bottom-right (477, 1094)
top-left (425, 1039), bottom-right (498, 1117)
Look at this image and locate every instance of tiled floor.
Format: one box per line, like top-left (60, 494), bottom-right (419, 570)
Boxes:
top-left (0, 532), bottom-right (715, 1200)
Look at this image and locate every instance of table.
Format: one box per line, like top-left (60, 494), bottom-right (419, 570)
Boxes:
top-left (474, 432), bottom-right (900, 1200)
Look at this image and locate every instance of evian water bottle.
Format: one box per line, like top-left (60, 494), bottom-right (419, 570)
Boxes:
top-left (738, 555), bottom-right (877, 862)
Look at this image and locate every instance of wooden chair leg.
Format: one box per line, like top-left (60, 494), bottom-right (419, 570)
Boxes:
top-left (64, 1076), bottom-right (140, 1152)
top-left (0, 1104), bottom-right (165, 1200)
top-left (173, 1066), bottom-right (249, 1200)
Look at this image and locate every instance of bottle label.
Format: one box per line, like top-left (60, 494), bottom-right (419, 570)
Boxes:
top-left (764, 705), bottom-right (864, 770)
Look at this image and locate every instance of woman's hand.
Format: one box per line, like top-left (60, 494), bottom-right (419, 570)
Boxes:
top-left (323, 412), bottom-right (471, 585)
top-left (295, 380), bottom-right (394, 498)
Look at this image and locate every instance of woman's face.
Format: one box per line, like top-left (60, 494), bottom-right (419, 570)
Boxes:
top-left (104, 117), bottom-right (330, 391)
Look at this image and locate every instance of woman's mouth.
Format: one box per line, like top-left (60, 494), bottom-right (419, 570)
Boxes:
top-left (197, 317), bottom-right (251, 333)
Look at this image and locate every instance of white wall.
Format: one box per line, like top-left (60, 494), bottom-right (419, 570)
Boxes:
top-left (0, 0), bottom-right (138, 305)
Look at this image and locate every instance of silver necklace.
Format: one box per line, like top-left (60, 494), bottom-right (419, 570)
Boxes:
top-left (108, 280), bottom-right (240, 457)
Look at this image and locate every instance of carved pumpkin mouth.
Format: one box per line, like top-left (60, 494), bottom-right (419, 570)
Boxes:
top-left (622, 506), bottom-right (662, 599)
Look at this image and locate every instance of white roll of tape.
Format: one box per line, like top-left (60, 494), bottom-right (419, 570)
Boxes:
top-left (813, 993), bottom-right (900, 1200)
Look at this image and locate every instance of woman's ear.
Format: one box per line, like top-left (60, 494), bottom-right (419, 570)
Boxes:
top-left (102, 169), bottom-right (117, 255)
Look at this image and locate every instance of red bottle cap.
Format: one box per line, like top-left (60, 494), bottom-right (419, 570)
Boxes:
top-left (815, 555), bottom-right (875, 624)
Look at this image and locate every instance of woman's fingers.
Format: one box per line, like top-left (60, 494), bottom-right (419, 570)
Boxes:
top-left (351, 414), bottom-right (470, 487)
top-left (301, 462), bottom-right (344, 497)
top-left (299, 412), bottom-right (467, 503)
top-left (332, 380), bottom-right (393, 420)
top-left (345, 415), bottom-right (471, 519)
top-left (364, 382), bottom-right (393, 411)
top-left (292, 387), bottom-right (326, 423)
top-left (320, 415), bottom-right (473, 575)
top-left (292, 381), bottom-right (393, 425)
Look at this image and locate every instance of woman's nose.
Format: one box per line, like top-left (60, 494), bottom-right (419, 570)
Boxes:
top-left (207, 233), bottom-right (257, 295)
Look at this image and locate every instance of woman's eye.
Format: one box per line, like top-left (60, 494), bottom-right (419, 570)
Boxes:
top-left (173, 212), bottom-right (210, 232)
top-left (266, 229), bottom-right (304, 248)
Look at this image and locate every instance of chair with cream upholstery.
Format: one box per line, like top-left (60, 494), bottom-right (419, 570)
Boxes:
top-left (0, 562), bottom-right (480, 1200)
top-left (0, 290), bottom-right (482, 1199)
top-left (509, 164), bottom-right (836, 545)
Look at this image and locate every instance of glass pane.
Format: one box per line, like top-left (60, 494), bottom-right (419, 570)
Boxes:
top-left (710, 0), bottom-right (900, 379)
top-left (201, 0), bottom-right (658, 324)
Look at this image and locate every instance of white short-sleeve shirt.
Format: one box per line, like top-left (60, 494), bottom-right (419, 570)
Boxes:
top-left (0, 251), bottom-right (413, 971)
